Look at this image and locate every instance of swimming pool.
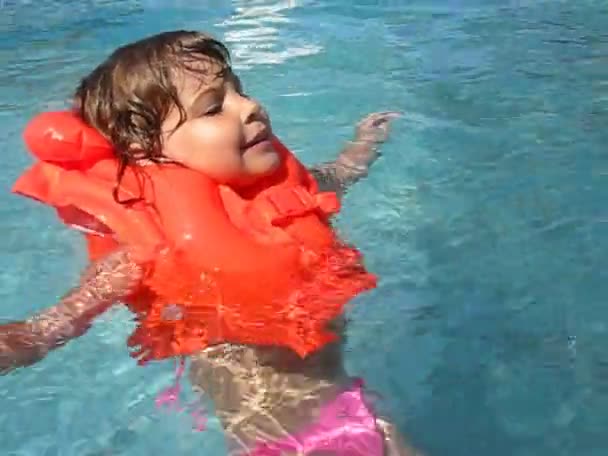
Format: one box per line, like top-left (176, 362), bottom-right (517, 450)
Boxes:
top-left (1, 0), bottom-right (606, 454)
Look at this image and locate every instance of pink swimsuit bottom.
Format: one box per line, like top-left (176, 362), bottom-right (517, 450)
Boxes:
top-left (249, 379), bottom-right (384, 455)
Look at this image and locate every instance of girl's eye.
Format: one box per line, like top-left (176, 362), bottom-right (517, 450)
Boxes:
top-left (204, 104), bottom-right (222, 116)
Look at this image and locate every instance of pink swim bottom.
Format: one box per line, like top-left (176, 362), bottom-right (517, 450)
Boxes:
top-left (249, 378), bottom-right (384, 455)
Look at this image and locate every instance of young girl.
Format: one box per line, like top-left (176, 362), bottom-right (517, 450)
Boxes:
top-left (1, 31), bottom-right (417, 455)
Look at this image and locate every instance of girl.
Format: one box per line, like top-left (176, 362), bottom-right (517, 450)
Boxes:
top-left (1, 31), bottom-right (417, 455)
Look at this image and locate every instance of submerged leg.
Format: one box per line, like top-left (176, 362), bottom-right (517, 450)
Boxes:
top-left (376, 417), bottom-right (424, 456)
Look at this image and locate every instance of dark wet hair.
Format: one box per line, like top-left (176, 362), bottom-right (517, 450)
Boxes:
top-left (73, 30), bottom-right (231, 202)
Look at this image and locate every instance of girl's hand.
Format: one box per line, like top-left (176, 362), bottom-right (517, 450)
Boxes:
top-left (354, 111), bottom-right (401, 144)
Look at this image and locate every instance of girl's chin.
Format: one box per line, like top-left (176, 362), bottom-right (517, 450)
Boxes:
top-left (246, 148), bottom-right (281, 175)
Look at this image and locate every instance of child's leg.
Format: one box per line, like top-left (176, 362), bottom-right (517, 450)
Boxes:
top-left (376, 418), bottom-right (424, 456)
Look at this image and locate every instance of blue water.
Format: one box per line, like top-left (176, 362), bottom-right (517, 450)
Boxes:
top-left (1, 0), bottom-right (606, 454)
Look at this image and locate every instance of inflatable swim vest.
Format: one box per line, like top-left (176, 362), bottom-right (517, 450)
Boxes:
top-left (13, 111), bottom-right (377, 363)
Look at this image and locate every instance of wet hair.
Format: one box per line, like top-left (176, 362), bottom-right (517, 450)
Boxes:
top-left (73, 30), bottom-right (231, 202)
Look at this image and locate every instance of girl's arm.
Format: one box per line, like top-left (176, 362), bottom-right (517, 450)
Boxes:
top-left (0, 248), bottom-right (143, 374)
top-left (309, 111), bottom-right (400, 195)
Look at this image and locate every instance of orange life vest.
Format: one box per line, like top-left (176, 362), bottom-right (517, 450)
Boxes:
top-left (13, 111), bottom-right (377, 363)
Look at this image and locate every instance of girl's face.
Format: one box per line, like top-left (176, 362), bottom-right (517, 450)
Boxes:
top-left (160, 62), bottom-right (280, 187)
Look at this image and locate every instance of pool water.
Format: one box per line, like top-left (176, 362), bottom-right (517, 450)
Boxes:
top-left (1, 0), bottom-right (607, 455)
